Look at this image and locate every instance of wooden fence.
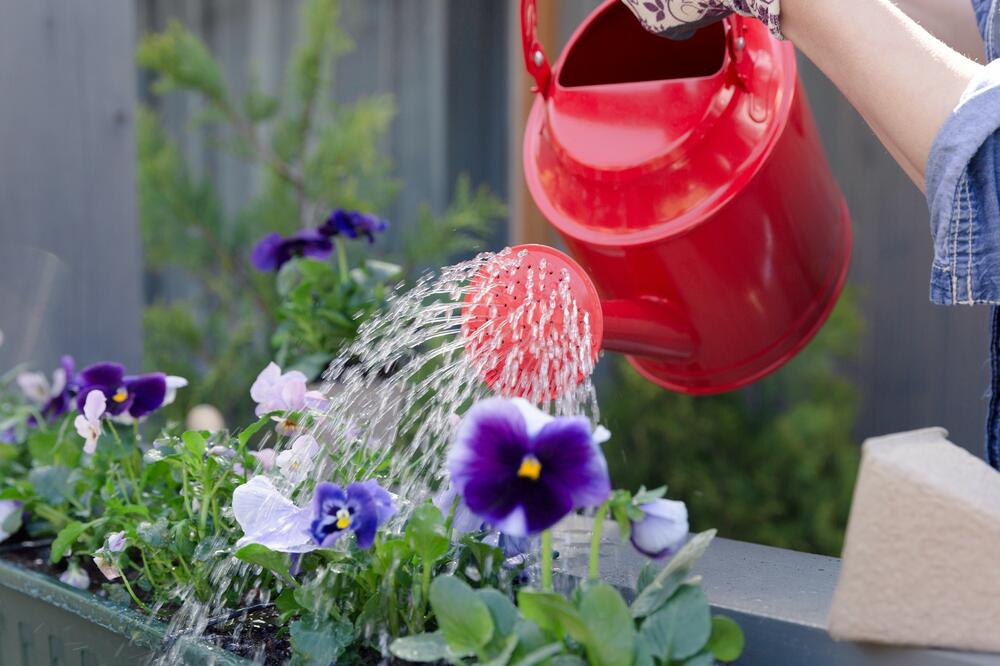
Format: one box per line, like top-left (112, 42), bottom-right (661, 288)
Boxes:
top-left (0, 0), bottom-right (990, 453)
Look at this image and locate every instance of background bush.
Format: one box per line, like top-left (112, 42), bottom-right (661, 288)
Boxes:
top-left (599, 292), bottom-right (864, 556)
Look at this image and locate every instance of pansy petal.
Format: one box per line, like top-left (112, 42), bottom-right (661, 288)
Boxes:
top-left (509, 477), bottom-right (575, 536)
top-left (357, 480), bottom-right (397, 525)
top-left (346, 483), bottom-right (379, 549)
top-left (82, 390), bottom-right (107, 422)
top-left (78, 363), bottom-right (124, 390)
top-left (510, 398), bottom-right (554, 437)
top-left (233, 477), bottom-right (315, 553)
top-left (630, 499), bottom-right (689, 559)
top-left (434, 487), bottom-right (483, 535)
top-left (448, 398), bottom-right (530, 492)
top-left (251, 233), bottom-right (285, 272)
top-left (533, 417), bottom-right (611, 509)
top-left (250, 363), bottom-right (282, 402)
top-left (124, 373), bottom-right (167, 418)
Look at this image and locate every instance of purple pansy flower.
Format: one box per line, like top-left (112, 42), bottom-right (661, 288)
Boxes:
top-left (19, 355), bottom-right (76, 423)
top-left (310, 480), bottom-right (396, 550)
top-left (0, 428), bottom-right (16, 444)
top-left (75, 363), bottom-right (167, 419)
top-left (251, 230), bottom-right (333, 272)
top-left (630, 498), bottom-right (689, 559)
top-left (447, 398), bottom-right (612, 537)
top-left (319, 209), bottom-right (389, 244)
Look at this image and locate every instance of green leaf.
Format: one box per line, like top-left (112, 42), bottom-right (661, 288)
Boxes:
top-left (389, 632), bottom-right (449, 663)
top-left (405, 503), bottom-right (449, 565)
top-left (238, 416), bottom-right (272, 448)
top-left (26, 430), bottom-right (58, 465)
top-left (181, 430), bottom-right (207, 458)
top-left (235, 543), bottom-right (292, 581)
top-left (631, 530), bottom-right (715, 618)
top-left (428, 575), bottom-right (494, 655)
top-left (578, 583), bottom-right (635, 666)
top-left (51, 520), bottom-right (101, 564)
top-left (275, 587), bottom-right (303, 616)
top-left (683, 651), bottom-right (715, 666)
top-left (639, 584), bottom-right (712, 662)
top-left (28, 465), bottom-right (70, 504)
top-left (1, 505), bottom-right (22, 537)
top-left (549, 657), bottom-right (589, 666)
top-left (512, 643), bottom-right (566, 666)
top-left (479, 588), bottom-right (519, 637)
top-left (517, 589), bottom-right (589, 643)
top-left (136, 518), bottom-right (169, 548)
top-left (289, 616), bottom-right (354, 666)
top-left (480, 634), bottom-right (519, 666)
top-left (636, 562), bottom-right (657, 594)
top-left (707, 615), bottom-right (745, 661)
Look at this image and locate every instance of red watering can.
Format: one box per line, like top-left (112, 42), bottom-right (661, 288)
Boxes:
top-left (464, 0), bottom-right (851, 398)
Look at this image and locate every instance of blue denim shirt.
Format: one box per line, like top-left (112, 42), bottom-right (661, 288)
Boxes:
top-left (925, 0), bottom-right (1000, 464)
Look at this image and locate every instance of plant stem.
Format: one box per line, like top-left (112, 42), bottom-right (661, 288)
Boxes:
top-left (334, 237), bottom-right (349, 283)
top-left (120, 573), bottom-right (152, 614)
top-left (419, 561), bottom-right (432, 626)
top-left (541, 529), bottom-right (554, 592)
top-left (589, 500), bottom-right (611, 581)
top-left (387, 568), bottom-right (400, 637)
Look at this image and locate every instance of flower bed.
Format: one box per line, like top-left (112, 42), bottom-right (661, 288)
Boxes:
top-left (0, 348), bottom-right (746, 664)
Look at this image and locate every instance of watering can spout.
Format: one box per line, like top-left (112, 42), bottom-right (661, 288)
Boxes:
top-left (601, 299), bottom-right (697, 361)
top-left (462, 244), bottom-right (697, 400)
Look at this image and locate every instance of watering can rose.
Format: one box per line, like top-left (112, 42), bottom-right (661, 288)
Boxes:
top-left (447, 397), bottom-right (611, 537)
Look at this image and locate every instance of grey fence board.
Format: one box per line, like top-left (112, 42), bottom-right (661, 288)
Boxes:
top-left (134, 1), bottom-right (992, 454)
top-left (0, 0), bottom-right (142, 372)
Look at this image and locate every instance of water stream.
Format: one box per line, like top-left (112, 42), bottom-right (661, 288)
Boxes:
top-left (156, 247), bottom-right (603, 663)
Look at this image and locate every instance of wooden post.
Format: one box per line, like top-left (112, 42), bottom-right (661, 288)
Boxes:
top-left (0, 1), bottom-right (142, 371)
top-left (508, 0), bottom-right (561, 246)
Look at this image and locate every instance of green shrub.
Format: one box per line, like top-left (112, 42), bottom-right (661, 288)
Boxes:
top-left (599, 290), bottom-right (864, 556)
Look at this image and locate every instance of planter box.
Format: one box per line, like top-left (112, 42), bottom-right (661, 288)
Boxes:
top-left (556, 517), bottom-right (1000, 666)
top-left (0, 558), bottom-right (246, 666)
top-left (5, 529), bottom-right (1000, 666)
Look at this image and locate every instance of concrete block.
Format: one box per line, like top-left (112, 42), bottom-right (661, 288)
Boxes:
top-left (829, 427), bottom-right (1000, 652)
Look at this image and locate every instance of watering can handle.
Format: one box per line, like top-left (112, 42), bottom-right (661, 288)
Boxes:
top-left (521, 0), bottom-right (552, 98)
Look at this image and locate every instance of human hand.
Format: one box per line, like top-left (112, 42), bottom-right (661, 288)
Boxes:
top-left (620, 0), bottom-right (782, 40)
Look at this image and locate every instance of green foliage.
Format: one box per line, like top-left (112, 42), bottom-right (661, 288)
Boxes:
top-left (393, 530), bottom-right (744, 666)
top-left (136, 0), bottom-right (504, 424)
top-left (600, 291), bottom-right (864, 556)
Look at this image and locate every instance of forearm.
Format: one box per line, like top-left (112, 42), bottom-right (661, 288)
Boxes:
top-left (891, 0), bottom-right (984, 62)
top-left (782, 0), bottom-right (982, 190)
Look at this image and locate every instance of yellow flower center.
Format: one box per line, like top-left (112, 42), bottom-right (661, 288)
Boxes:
top-left (517, 455), bottom-right (542, 481)
top-left (335, 508), bottom-right (351, 530)
top-left (112, 389), bottom-right (128, 403)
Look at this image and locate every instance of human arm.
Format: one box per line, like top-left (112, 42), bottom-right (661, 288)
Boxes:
top-left (890, 0), bottom-right (984, 62)
top-left (780, 0), bottom-right (982, 190)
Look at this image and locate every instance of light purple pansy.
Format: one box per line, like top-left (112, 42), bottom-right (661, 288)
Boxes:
top-left (630, 498), bottom-right (689, 559)
top-left (106, 531), bottom-right (128, 553)
top-left (233, 476), bottom-right (316, 553)
top-left (0, 500), bottom-right (23, 543)
top-left (250, 362), bottom-right (327, 429)
top-left (275, 435), bottom-right (320, 485)
top-left (447, 397), bottom-right (611, 537)
top-left (59, 562), bottom-right (90, 590)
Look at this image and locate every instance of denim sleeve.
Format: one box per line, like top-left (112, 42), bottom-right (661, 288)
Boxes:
top-left (926, 60), bottom-right (1000, 305)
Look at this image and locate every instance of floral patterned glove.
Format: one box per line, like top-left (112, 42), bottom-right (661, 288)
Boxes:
top-left (621, 0), bottom-right (782, 40)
